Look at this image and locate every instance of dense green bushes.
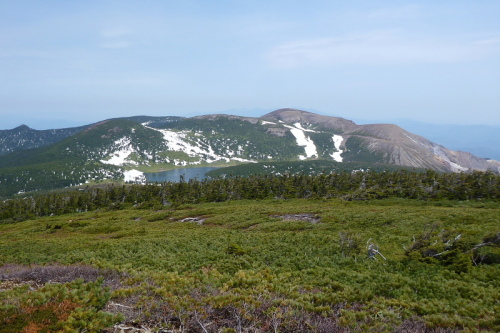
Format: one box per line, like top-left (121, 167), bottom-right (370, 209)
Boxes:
top-left (0, 170), bottom-right (499, 331)
top-left (1, 198), bottom-right (499, 331)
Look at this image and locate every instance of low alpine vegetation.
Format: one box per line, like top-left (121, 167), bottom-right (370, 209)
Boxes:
top-left (0, 171), bottom-right (499, 332)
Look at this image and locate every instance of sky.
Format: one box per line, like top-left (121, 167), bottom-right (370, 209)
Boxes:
top-left (1, 0), bottom-right (500, 129)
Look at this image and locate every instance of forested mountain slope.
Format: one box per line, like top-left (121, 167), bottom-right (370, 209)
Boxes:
top-left (0, 124), bottom-right (89, 155)
top-left (1, 109), bottom-right (499, 197)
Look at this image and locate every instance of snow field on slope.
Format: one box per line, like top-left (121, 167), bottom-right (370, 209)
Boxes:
top-left (330, 135), bottom-right (344, 162)
top-left (284, 123), bottom-right (318, 160)
top-left (100, 137), bottom-right (137, 166)
top-left (147, 127), bottom-right (256, 164)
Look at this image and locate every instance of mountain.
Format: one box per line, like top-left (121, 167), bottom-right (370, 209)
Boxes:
top-left (0, 124), bottom-right (90, 155)
top-left (261, 109), bottom-right (500, 172)
top-left (0, 116), bottom-right (183, 156)
top-left (389, 120), bottom-right (500, 161)
top-left (0, 109), bottom-right (499, 197)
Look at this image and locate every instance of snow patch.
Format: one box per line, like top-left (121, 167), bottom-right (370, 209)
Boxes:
top-left (330, 135), bottom-right (344, 162)
top-left (293, 122), bottom-right (318, 133)
top-left (100, 137), bottom-right (136, 166)
top-left (404, 133), bottom-right (420, 145)
top-left (146, 126), bottom-right (257, 164)
top-left (150, 128), bottom-right (221, 161)
top-left (433, 146), bottom-right (468, 172)
top-left (123, 169), bottom-right (146, 184)
top-left (261, 121), bottom-right (276, 125)
top-left (231, 157), bottom-right (257, 163)
top-left (403, 133), bottom-right (429, 148)
top-left (287, 127), bottom-right (318, 159)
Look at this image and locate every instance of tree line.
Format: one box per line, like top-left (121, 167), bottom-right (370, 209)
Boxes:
top-left (1, 169), bottom-right (499, 223)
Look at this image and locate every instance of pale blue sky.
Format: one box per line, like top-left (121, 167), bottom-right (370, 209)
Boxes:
top-left (1, 1), bottom-right (499, 129)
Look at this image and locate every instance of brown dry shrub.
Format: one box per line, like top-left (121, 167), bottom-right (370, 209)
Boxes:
top-left (0, 263), bottom-right (124, 289)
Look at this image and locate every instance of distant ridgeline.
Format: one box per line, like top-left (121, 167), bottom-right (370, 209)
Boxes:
top-left (1, 170), bottom-right (499, 224)
top-left (1, 108), bottom-right (499, 197)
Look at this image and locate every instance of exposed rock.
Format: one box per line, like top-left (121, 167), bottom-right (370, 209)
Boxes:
top-left (179, 217), bottom-right (205, 225)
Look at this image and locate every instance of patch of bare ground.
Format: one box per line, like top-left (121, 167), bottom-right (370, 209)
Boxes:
top-left (0, 263), bottom-right (124, 290)
top-left (171, 216), bottom-right (208, 225)
top-left (274, 213), bottom-right (321, 224)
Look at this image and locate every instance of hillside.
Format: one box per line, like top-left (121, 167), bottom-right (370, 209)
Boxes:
top-left (1, 109), bottom-right (499, 197)
top-left (0, 124), bottom-right (89, 155)
top-left (262, 109), bottom-right (500, 172)
top-left (206, 160), bottom-right (426, 178)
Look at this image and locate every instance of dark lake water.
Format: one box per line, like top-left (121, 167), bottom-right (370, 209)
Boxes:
top-left (144, 167), bottom-right (219, 183)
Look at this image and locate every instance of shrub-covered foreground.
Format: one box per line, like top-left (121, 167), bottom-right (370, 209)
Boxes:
top-left (0, 197), bottom-right (499, 332)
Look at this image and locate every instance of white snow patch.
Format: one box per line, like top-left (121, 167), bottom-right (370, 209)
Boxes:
top-left (123, 169), bottom-right (146, 184)
top-left (100, 137), bottom-right (136, 166)
top-left (261, 121), bottom-right (276, 125)
top-left (146, 126), bottom-right (258, 164)
top-left (403, 133), bottom-right (429, 148)
top-left (330, 135), bottom-right (344, 162)
top-left (404, 133), bottom-right (420, 145)
top-left (292, 122), bottom-right (317, 133)
top-left (449, 161), bottom-right (468, 172)
top-left (288, 127), bottom-right (318, 159)
top-left (231, 157), bottom-right (257, 163)
top-left (433, 146), bottom-right (468, 172)
top-left (148, 127), bottom-right (222, 162)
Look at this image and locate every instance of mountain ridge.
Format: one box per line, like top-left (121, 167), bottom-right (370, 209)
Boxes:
top-left (1, 108), bottom-right (499, 197)
top-left (0, 123), bottom-right (91, 155)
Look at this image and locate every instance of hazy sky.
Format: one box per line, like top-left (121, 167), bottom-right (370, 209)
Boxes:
top-left (1, 1), bottom-right (500, 129)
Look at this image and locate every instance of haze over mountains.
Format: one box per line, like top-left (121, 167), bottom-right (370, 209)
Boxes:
top-left (0, 108), bottom-right (499, 197)
top-left (388, 120), bottom-right (500, 161)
